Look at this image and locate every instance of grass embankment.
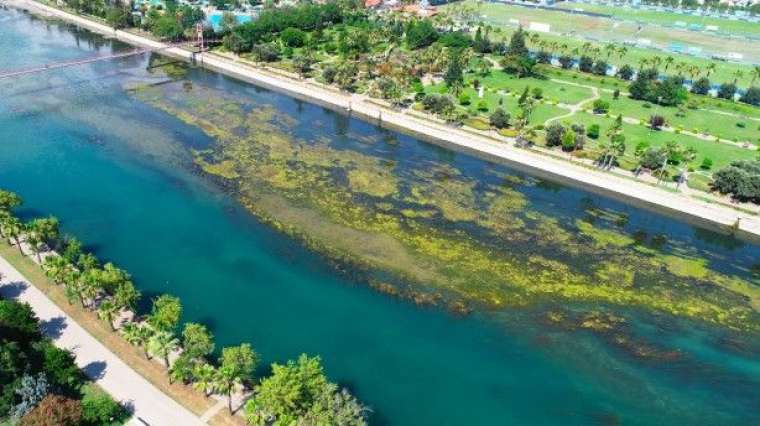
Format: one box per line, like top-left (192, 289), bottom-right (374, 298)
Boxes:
top-left (0, 242), bottom-right (244, 426)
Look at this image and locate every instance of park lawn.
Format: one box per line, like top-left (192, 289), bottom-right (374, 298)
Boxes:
top-left (596, 93), bottom-right (760, 144)
top-left (570, 111), bottom-right (753, 170)
top-left (539, 66), bottom-right (629, 92)
top-left (556, 1), bottom-right (760, 37)
top-left (426, 83), bottom-right (570, 125)
top-left (470, 70), bottom-right (594, 104)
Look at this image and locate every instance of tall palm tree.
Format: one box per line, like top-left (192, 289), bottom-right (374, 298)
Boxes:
top-left (42, 255), bottom-right (69, 286)
top-left (62, 269), bottom-right (80, 306)
top-left (214, 366), bottom-right (242, 414)
top-left (604, 43), bottom-right (616, 59)
top-left (192, 364), bottom-right (217, 398)
top-left (2, 216), bottom-right (25, 255)
top-left (663, 56), bottom-right (674, 72)
top-left (148, 331), bottom-right (180, 370)
top-left (733, 69), bottom-right (744, 84)
top-left (750, 66), bottom-right (760, 86)
top-left (97, 299), bottom-right (119, 331)
top-left (705, 62), bottom-right (717, 78)
top-left (617, 45), bottom-right (628, 60)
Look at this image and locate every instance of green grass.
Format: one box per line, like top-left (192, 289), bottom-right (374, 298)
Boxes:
top-left (568, 111), bottom-right (753, 170)
top-left (556, 1), bottom-right (760, 37)
top-left (472, 71), bottom-right (594, 104)
top-left (443, 1), bottom-right (759, 87)
top-left (594, 92), bottom-right (760, 144)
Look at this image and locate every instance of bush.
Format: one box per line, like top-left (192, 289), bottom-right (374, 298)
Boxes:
top-left (712, 160), bottom-right (760, 203)
top-left (700, 158), bottom-right (713, 170)
top-left (406, 19), bottom-right (438, 49)
top-left (489, 108), bottom-right (510, 129)
top-left (422, 94), bottom-right (455, 116)
top-left (691, 77), bottom-right (711, 95)
top-left (649, 114), bottom-right (665, 130)
top-left (592, 60), bottom-right (608, 76)
top-left (613, 89), bottom-right (620, 100)
top-left (578, 55), bottom-right (594, 73)
top-left (545, 123), bottom-right (566, 147)
top-left (617, 64), bottom-right (634, 80)
top-left (531, 87), bottom-right (543, 99)
top-left (558, 55), bottom-right (574, 69)
top-left (717, 82), bottom-right (737, 100)
top-left (739, 86), bottom-right (760, 106)
top-left (21, 395), bottom-right (82, 426)
top-left (561, 130), bottom-right (576, 151)
top-left (587, 124), bottom-right (600, 139)
top-left (736, 122), bottom-right (746, 128)
top-left (592, 99), bottom-right (610, 114)
top-left (458, 93), bottom-right (471, 106)
top-left (439, 31), bottom-right (472, 48)
top-left (81, 389), bottom-right (128, 425)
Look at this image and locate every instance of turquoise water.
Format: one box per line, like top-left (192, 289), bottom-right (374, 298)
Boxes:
top-left (1, 8), bottom-right (759, 425)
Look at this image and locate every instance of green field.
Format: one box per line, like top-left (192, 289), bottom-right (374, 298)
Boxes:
top-left (442, 1), bottom-right (759, 86)
top-left (555, 1), bottom-right (760, 37)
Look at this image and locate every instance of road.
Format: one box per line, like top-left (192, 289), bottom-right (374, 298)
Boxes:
top-left (0, 255), bottom-right (205, 426)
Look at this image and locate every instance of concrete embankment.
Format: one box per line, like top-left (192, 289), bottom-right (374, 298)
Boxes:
top-left (7, 0), bottom-right (760, 241)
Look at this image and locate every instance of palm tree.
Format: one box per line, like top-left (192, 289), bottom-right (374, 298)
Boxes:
top-left (705, 62), bottom-right (717, 78)
top-left (663, 56), bottom-right (674, 72)
top-left (604, 43), bottom-right (616, 59)
top-left (42, 255), bottom-right (69, 286)
top-left (649, 56), bottom-right (662, 71)
top-left (192, 364), bottom-right (217, 398)
top-left (97, 299), bottom-right (119, 331)
top-left (148, 330), bottom-right (180, 370)
top-left (2, 216), bottom-right (25, 255)
top-left (214, 366), bottom-right (242, 414)
top-left (750, 66), bottom-right (760, 86)
top-left (733, 69), bottom-right (744, 84)
top-left (637, 57), bottom-right (649, 70)
top-left (617, 46), bottom-right (628, 60)
top-left (121, 322), bottom-right (154, 359)
top-left (62, 269), bottom-right (80, 305)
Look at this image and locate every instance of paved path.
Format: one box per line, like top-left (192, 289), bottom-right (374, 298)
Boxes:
top-left (0, 255), bottom-right (205, 426)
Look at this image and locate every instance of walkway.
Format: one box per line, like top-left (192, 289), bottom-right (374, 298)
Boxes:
top-left (0, 255), bottom-right (205, 426)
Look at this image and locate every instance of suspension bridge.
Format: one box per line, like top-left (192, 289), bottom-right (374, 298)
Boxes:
top-left (0, 39), bottom-right (206, 80)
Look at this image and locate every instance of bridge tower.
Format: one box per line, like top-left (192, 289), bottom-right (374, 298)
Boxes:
top-left (195, 23), bottom-right (205, 53)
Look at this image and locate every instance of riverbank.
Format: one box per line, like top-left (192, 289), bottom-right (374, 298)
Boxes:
top-left (6, 0), bottom-right (760, 241)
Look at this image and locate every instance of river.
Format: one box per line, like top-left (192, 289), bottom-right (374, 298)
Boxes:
top-left (1, 8), bottom-right (758, 425)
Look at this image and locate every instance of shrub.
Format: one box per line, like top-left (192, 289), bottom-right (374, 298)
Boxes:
top-left (578, 55), bottom-right (594, 73)
top-left (592, 99), bottom-right (610, 114)
top-left (617, 64), bottom-right (634, 80)
top-left (700, 158), bottom-right (713, 170)
top-left (712, 160), bottom-right (760, 203)
top-left (587, 124), bottom-right (600, 139)
top-left (280, 27), bottom-right (307, 48)
top-left (21, 395), bottom-right (82, 426)
top-left (558, 55), bottom-right (574, 69)
top-left (477, 100), bottom-right (489, 112)
top-left (489, 108), bottom-right (510, 129)
top-left (545, 123), bottom-right (566, 147)
top-left (592, 60), bottom-right (608, 76)
top-left (613, 89), bottom-right (620, 100)
top-left (81, 389), bottom-right (128, 425)
top-left (649, 114), bottom-right (665, 130)
top-left (717, 82), bottom-right (737, 100)
top-left (536, 50), bottom-right (552, 64)
top-left (691, 77), bottom-right (711, 95)
top-left (561, 130), bottom-right (576, 151)
top-left (422, 94), bottom-right (455, 116)
top-left (531, 87), bottom-right (543, 99)
top-left (736, 122), bottom-right (746, 128)
top-left (739, 87), bottom-right (760, 106)
top-left (458, 93), bottom-right (471, 105)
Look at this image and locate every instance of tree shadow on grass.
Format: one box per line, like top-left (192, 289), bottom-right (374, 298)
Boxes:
top-left (39, 315), bottom-right (68, 339)
top-left (82, 360), bottom-right (108, 380)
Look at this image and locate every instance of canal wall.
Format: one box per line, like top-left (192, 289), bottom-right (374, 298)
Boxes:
top-left (7, 0), bottom-right (760, 242)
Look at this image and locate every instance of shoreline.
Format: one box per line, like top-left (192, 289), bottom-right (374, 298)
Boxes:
top-left (6, 0), bottom-right (760, 242)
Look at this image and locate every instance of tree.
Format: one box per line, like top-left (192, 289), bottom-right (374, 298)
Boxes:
top-left (405, 19), bottom-right (438, 49)
top-left (81, 389), bottom-right (127, 425)
top-left (2, 216), bottom-right (25, 255)
top-left (501, 27), bottom-right (535, 77)
top-left (11, 373), bottom-right (48, 419)
top-left (558, 55), bottom-right (574, 69)
top-left (691, 77), bottom-right (711, 95)
top-left (105, 6), bottom-right (132, 29)
top-left (578, 56), bottom-right (594, 73)
top-left (739, 87), bottom-right (760, 106)
top-left (217, 343), bottom-right (257, 413)
top-left (0, 190), bottom-right (22, 211)
top-left (507, 27), bottom-right (528, 57)
top-left (39, 343), bottom-right (82, 392)
top-left (489, 108), bottom-right (510, 129)
top-left (97, 299), bottom-right (119, 331)
top-left (649, 115), bottom-right (665, 130)
top-left (0, 299), bottom-right (41, 344)
top-left (281, 27), bottom-right (307, 48)
top-left (114, 281), bottom-right (140, 312)
top-left (617, 64), bottom-right (634, 81)
top-left (246, 354), bottom-right (367, 425)
top-left (717, 82), bottom-right (737, 100)
top-left (561, 130), bottom-right (576, 152)
top-left (120, 322), bottom-right (154, 359)
top-left (587, 124), bottom-right (600, 139)
top-left (20, 394), bottom-right (82, 426)
top-left (148, 330), bottom-right (180, 369)
top-left (42, 255), bottom-right (70, 286)
top-left (148, 294), bottom-right (182, 332)
top-left (712, 160), bottom-right (760, 203)
top-left (192, 363), bottom-right (217, 397)
top-left (182, 323), bottom-right (215, 360)
top-left (219, 11), bottom-right (238, 35)
top-left (169, 353), bottom-right (195, 385)
top-left (444, 49), bottom-right (465, 95)
top-left (26, 217), bottom-right (59, 263)
top-left (656, 76), bottom-right (688, 106)
top-left (545, 123), bottom-right (565, 147)
top-left (592, 60), bottom-right (608, 76)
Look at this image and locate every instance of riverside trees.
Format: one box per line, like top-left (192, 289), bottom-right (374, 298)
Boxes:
top-left (0, 188), bottom-right (369, 423)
